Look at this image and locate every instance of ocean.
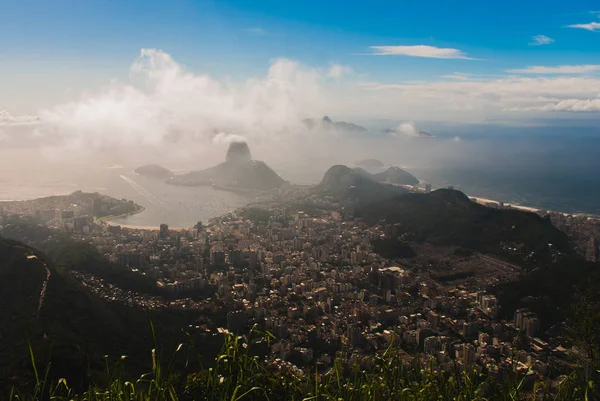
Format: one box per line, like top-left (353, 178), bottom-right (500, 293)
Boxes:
top-left (0, 131), bottom-right (599, 226)
top-left (410, 166), bottom-right (600, 217)
top-left (409, 130), bottom-right (600, 217)
top-left (0, 165), bottom-right (252, 228)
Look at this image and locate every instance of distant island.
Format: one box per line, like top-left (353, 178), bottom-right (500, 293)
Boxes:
top-left (373, 165), bottom-right (419, 186)
top-left (134, 164), bottom-right (174, 179)
top-left (315, 165), bottom-right (569, 263)
top-left (317, 164), bottom-right (418, 192)
top-left (315, 164), bottom-right (416, 202)
top-left (168, 141), bottom-right (285, 191)
top-left (382, 128), bottom-right (434, 138)
top-left (0, 190), bottom-right (142, 221)
top-left (355, 159), bottom-right (385, 169)
top-left (303, 116), bottom-right (367, 132)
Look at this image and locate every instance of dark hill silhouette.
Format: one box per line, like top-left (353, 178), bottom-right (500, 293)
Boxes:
top-left (317, 165), bottom-right (419, 191)
top-left (225, 141), bottom-right (252, 163)
top-left (355, 188), bottom-right (571, 264)
top-left (315, 165), bottom-right (418, 202)
top-left (382, 128), bottom-right (435, 138)
top-left (373, 166), bottom-right (419, 186)
top-left (0, 221), bottom-right (157, 294)
top-left (0, 236), bottom-right (130, 390)
top-left (303, 116), bottom-right (367, 132)
top-left (495, 256), bottom-right (600, 330)
top-left (169, 141), bottom-right (284, 190)
top-left (315, 165), bottom-right (409, 204)
top-left (0, 235), bottom-right (205, 392)
top-left (134, 164), bottom-right (174, 179)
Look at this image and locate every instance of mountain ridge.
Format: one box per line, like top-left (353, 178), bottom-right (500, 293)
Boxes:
top-left (134, 164), bottom-right (174, 179)
top-left (315, 165), bottom-right (410, 203)
top-left (303, 116), bottom-right (367, 132)
top-left (316, 164), bottom-right (418, 197)
top-left (0, 235), bottom-right (202, 392)
top-left (168, 141), bottom-right (285, 190)
top-left (354, 188), bottom-right (571, 265)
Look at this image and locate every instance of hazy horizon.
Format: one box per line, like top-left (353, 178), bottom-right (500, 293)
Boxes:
top-left (1, 1), bottom-right (599, 217)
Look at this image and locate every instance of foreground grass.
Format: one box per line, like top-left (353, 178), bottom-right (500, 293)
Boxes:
top-left (8, 329), bottom-right (597, 401)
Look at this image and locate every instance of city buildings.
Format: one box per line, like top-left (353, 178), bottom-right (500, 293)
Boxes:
top-left (0, 189), bottom-right (586, 386)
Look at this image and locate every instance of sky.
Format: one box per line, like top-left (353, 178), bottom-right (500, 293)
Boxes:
top-left (0, 0), bottom-right (599, 154)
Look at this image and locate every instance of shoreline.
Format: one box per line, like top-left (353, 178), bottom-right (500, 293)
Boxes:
top-left (467, 195), bottom-right (598, 220)
top-left (102, 188), bottom-right (598, 231)
top-left (101, 205), bottom-right (237, 231)
top-left (5, 184), bottom-right (596, 230)
top-left (412, 181), bottom-right (598, 220)
top-left (104, 222), bottom-right (191, 231)
top-left (468, 196), bottom-right (540, 211)
top-left (97, 206), bottom-right (153, 229)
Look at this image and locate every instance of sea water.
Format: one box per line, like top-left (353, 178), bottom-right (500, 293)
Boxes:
top-left (1, 132), bottom-right (599, 225)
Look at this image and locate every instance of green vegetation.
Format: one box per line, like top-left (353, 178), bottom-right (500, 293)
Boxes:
top-left (371, 237), bottom-right (417, 259)
top-left (1, 233), bottom-right (598, 400)
top-left (373, 165), bottom-right (419, 186)
top-left (356, 189), bottom-right (570, 266)
top-left (290, 202), bottom-right (335, 216)
top-left (316, 168), bottom-right (567, 266)
top-left (5, 191), bottom-right (142, 219)
top-left (495, 257), bottom-right (600, 330)
top-left (316, 165), bottom-right (408, 203)
top-left (7, 328), bottom-right (597, 400)
top-left (52, 242), bottom-right (158, 294)
top-left (239, 207), bottom-right (272, 224)
top-left (0, 220), bottom-right (157, 294)
top-left (569, 292), bottom-right (600, 370)
top-left (432, 271), bottom-right (477, 282)
top-left (0, 236), bottom-right (207, 394)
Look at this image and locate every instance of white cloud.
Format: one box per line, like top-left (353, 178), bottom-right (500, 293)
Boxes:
top-left (566, 22), bottom-right (600, 31)
top-left (246, 27), bottom-right (267, 35)
top-left (368, 45), bottom-right (475, 60)
top-left (212, 132), bottom-right (248, 144)
top-left (327, 64), bottom-right (352, 78)
top-left (529, 35), bottom-right (554, 46)
top-left (360, 75), bottom-right (600, 119)
top-left (8, 48), bottom-right (600, 156)
top-left (506, 64), bottom-right (600, 74)
top-left (35, 48), bottom-right (334, 153)
top-left (0, 110), bottom-right (39, 125)
top-left (508, 99), bottom-right (600, 112)
top-left (393, 122), bottom-right (420, 137)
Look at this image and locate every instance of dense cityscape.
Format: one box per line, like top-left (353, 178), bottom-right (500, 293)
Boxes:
top-left (1, 186), bottom-right (598, 393)
top-left (3, 1), bottom-right (600, 399)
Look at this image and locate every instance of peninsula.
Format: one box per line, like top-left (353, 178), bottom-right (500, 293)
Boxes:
top-left (167, 141), bottom-right (285, 191)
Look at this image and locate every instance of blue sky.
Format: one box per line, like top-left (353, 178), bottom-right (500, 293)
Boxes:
top-left (1, 0), bottom-right (600, 124)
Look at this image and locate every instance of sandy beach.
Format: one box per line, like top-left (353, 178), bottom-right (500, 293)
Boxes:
top-left (103, 221), bottom-right (193, 230)
top-left (104, 221), bottom-right (161, 230)
top-left (469, 196), bottom-right (539, 211)
top-left (469, 196), bottom-right (592, 218)
top-left (96, 206), bottom-right (171, 230)
top-left (97, 184), bottom-right (595, 231)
